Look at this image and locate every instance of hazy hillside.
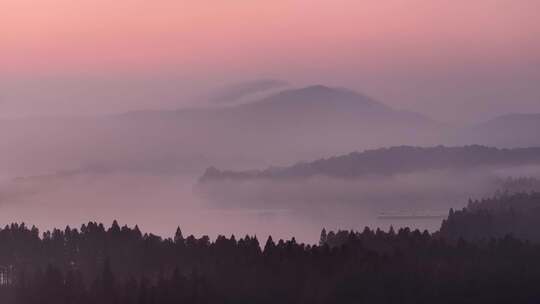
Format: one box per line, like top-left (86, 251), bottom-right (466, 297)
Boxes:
top-left (460, 113), bottom-right (540, 148)
top-left (0, 85), bottom-right (442, 177)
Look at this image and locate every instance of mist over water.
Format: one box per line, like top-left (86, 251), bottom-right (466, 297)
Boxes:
top-left (1, 163), bottom-right (538, 244)
top-left (1, 84), bottom-right (540, 245)
top-left (0, 173), bottom-right (324, 243)
top-left (3, 2), bottom-right (540, 302)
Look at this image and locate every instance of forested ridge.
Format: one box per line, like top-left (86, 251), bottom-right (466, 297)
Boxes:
top-left (440, 191), bottom-right (540, 242)
top-left (495, 177), bottom-right (540, 194)
top-left (1, 192), bottom-right (540, 303)
top-left (200, 145), bottom-right (540, 182)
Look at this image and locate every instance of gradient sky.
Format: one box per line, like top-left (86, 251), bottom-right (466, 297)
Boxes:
top-left (2, 0), bottom-right (540, 122)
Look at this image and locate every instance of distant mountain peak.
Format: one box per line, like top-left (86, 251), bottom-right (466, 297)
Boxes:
top-left (473, 113), bottom-right (540, 130)
top-left (252, 84), bottom-right (388, 111)
top-left (294, 84), bottom-right (340, 93)
top-left (461, 112), bottom-right (540, 147)
top-left (276, 84), bottom-right (364, 99)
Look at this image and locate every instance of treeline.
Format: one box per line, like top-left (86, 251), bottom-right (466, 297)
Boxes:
top-left (440, 192), bottom-right (540, 242)
top-left (1, 222), bottom-right (540, 302)
top-left (200, 145), bottom-right (540, 182)
top-left (495, 177), bottom-right (540, 194)
top-left (2, 192), bottom-right (540, 303)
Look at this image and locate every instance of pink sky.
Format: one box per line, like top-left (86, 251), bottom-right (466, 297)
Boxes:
top-left (2, 0), bottom-right (540, 121)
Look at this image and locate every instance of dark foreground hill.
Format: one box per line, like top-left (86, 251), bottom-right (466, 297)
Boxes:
top-left (2, 208), bottom-right (540, 303)
top-left (440, 192), bottom-right (540, 242)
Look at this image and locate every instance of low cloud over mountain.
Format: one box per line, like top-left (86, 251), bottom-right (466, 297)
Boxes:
top-left (0, 85), bottom-right (442, 176)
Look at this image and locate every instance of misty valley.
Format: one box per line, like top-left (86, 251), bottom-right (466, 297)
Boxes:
top-left (5, 1), bottom-right (540, 302)
top-left (3, 144), bottom-right (540, 243)
top-left (2, 84), bottom-right (540, 303)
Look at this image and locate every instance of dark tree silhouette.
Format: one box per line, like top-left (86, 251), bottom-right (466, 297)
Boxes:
top-left (2, 193), bottom-right (540, 303)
